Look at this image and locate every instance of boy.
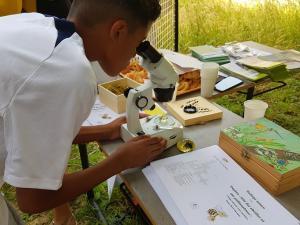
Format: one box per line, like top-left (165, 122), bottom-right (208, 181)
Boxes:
top-left (0, 0), bottom-right (166, 224)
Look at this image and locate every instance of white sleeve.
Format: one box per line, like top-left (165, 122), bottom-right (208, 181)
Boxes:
top-left (3, 50), bottom-right (97, 190)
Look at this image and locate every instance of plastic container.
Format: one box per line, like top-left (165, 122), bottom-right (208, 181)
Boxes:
top-left (200, 62), bottom-right (219, 98)
top-left (244, 100), bottom-right (268, 120)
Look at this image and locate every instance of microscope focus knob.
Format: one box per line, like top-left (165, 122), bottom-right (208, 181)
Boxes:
top-left (135, 96), bottom-right (148, 110)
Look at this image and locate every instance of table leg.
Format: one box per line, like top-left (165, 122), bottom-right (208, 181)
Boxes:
top-left (119, 183), bottom-right (151, 225)
top-left (78, 144), bottom-right (108, 225)
top-left (246, 86), bottom-right (255, 100)
top-left (238, 86), bottom-right (255, 116)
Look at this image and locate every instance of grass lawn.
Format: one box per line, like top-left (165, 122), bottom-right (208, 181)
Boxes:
top-left (179, 0), bottom-right (300, 136)
top-left (1, 0), bottom-right (300, 224)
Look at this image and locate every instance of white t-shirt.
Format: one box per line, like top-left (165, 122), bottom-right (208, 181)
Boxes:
top-left (0, 13), bottom-right (103, 223)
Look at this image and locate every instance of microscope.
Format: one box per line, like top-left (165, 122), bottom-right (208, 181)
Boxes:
top-left (121, 41), bottom-right (183, 149)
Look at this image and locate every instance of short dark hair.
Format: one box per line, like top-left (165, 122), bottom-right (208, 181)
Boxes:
top-left (68, 0), bottom-right (161, 30)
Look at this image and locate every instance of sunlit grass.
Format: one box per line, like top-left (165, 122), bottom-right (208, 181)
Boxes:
top-left (179, 0), bottom-right (300, 135)
top-left (231, 0), bottom-right (297, 6)
top-left (179, 0), bottom-right (300, 53)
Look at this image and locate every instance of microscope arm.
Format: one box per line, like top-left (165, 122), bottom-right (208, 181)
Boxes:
top-left (143, 56), bottom-right (178, 90)
top-left (126, 81), bottom-right (155, 135)
top-left (125, 41), bottom-right (178, 136)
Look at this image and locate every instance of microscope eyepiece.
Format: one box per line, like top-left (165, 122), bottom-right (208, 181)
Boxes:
top-left (136, 41), bottom-right (162, 63)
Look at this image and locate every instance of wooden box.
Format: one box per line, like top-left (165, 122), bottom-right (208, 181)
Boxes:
top-left (120, 57), bottom-right (201, 96)
top-left (166, 96), bottom-right (223, 126)
top-left (98, 78), bottom-right (140, 113)
top-left (219, 118), bottom-right (300, 195)
top-left (176, 69), bottom-right (201, 96)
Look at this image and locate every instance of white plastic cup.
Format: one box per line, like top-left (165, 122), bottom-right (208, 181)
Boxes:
top-left (171, 82), bottom-right (179, 102)
top-left (201, 62), bottom-right (219, 98)
top-left (244, 100), bottom-right (268, 120)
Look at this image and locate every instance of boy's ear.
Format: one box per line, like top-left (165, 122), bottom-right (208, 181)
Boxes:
top-left (109, 20), bottom-right (129, 42)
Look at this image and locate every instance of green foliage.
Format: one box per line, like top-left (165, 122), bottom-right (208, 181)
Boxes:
top-left (215, 73), bottom-right (300, 135)
top-left (1, 143), bottom-right (147, 225)
top-left (179, 0), bottom-right (300, 135)
top-left (179, 0), bottom-right (300, 53)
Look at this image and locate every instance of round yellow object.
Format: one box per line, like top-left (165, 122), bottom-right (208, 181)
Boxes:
top-left (177, 138), bottom-right (196, 153)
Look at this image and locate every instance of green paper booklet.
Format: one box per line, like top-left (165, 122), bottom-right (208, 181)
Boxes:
top-left (259, 49), bottom-right (300, 72)
top-left (237, 56), bottom-right (290, 81)
top-left (223, 118), bottom-right (300, 175)
top-left (190, 45), bottom-right (230, 64)
top-left (220, 62), bottom-right (268, 81)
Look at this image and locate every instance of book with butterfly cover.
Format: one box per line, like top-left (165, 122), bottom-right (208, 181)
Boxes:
top-left (219, 118), bottom-right (300, 195)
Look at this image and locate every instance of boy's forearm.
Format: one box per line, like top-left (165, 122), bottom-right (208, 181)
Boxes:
top-left (16, 152), bottom-right (125, 214)
top-left (73, 125), bottom-right (111, 144)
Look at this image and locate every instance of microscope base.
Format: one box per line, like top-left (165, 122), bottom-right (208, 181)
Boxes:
top-left (121, 116), bottom-right (183, 149)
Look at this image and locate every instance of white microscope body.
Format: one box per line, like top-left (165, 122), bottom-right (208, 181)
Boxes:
top-left (121, 41), bottom-right (183, 149)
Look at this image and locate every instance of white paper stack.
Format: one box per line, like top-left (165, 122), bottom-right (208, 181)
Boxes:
top-left (143, 145), bottom-right (299, 225)
top-left (82, 98), bottom-right (124, 126)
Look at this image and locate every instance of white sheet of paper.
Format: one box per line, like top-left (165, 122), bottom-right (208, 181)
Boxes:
top-left (107, 175), bottom-right (117, 201)
top-left (143, 166), bottom-right (189, 225)
top-left (250, 48), bottom-right (271, 57)
top-left (82, 98), bottom-right (125, 126)
top-left (160, 49), bottom-right (203, 69)
top-left (222, 62), bottom-right (261, 79)
top-left (143, 145), bottom-right (299, 225)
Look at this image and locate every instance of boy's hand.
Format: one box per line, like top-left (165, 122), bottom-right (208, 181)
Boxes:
top-left (113, 135), bottom-right (167, 169)
top-left (106, 116), bottom-right (127, 140)
top-left (106, 113), bottom-right (149, 141)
